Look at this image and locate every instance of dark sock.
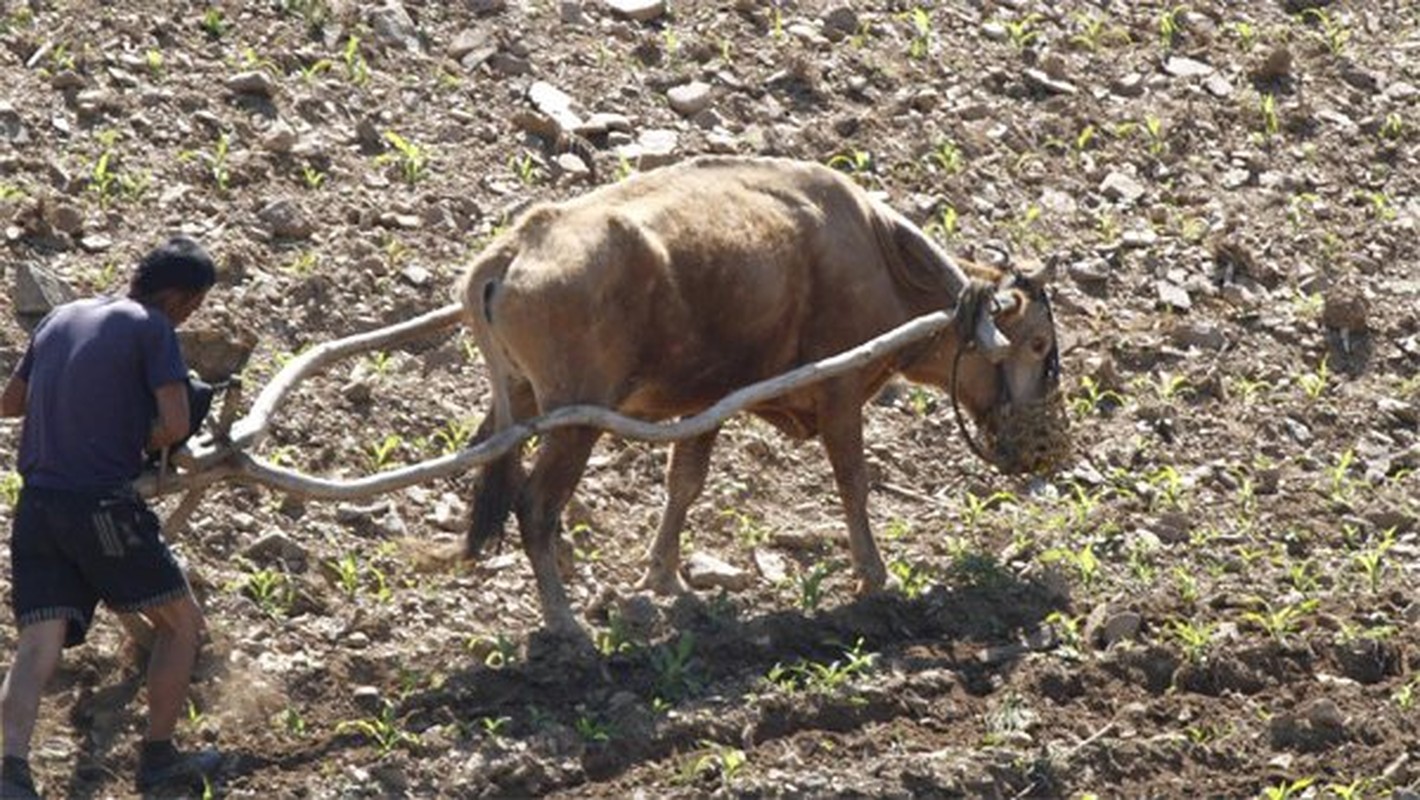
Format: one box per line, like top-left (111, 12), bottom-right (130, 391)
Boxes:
top-left (140, 740), bottom-right (179, 768)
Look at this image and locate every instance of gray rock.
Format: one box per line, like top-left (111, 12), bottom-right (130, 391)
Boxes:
top-left (225, 71), bottom-right (277, 98)
top-left (242, 530), bottom-right (311, 570)
top-left (1068, 258), bottom-right (1110, 286)
top-left (13, 262), bottom-right (77, 330)
top-left (48, 203), bottom-right (84, 235)
top-left (177, 327), bottom-right (256, 382)
top-left (0, 101), bottom-right (27, 143)
top-left (353, 685), bottom-right (383, 712)
top-left (667, 81), bottom-right (714, 116)
top-left (1156, 281), bottom-right (1192, 312)
top-left (1111, 73), bottom-right (1146, 97)
top-left (1171, 323), bottom-right (1227, 350)
top-left (683, 552), bottom-right (751, 591)
top-left (528, 81), bottom-right (584, 130)
top-left (1163, 56), bottom-right (1213, 78)
top-left (821, 6), bottom-right (859, 41)
top-left (262, 120), bottom-right (298, 153)
top-left (468, 0), bottom-right (506, 14)
top-left (449, 28), bottom-right (494, 60)
top-left (1251, 47), bottom-right (1292, 82)
top-left (605, 0), bottom-right (666, 21)
top-left (369, 3), bottom-right (421, 52)
top-left (1101, 611), bottom-right (1143, 646)
top-left (617, 129), bottom-right (678, 169)
top-left (258, 199), bottom-right (315, 239)
top-left (1023, 68), bottom-right (1077, 96)
top-left (1100, 172), bottom-right (1146, 204)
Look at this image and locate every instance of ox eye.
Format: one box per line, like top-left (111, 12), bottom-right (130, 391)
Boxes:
top-left (1030, 337), bottom-right (1050, 356)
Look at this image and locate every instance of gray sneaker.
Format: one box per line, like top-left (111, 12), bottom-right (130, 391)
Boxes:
top-left (135, 747), bottom-right (221, 792)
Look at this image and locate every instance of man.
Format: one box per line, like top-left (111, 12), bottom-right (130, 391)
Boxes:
top-left (0, 236), bottom-right (222, 798)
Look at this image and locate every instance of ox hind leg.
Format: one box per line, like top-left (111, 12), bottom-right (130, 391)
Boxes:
top-left (818, 386), bottom-right (888, 595)
top-left (637, 428), bottom-right (720, 595)
top-left (517, 426), bottom-right (601, 636)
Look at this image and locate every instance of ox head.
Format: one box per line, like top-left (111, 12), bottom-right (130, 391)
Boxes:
top-left (954, 266), bottom-right (1069, 474)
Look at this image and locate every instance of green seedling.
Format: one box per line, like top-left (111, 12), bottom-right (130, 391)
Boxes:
top-left (1351, 527), bottom-right (1396, 592)
top-left (1296, 356), bottom-right (1330, 401)
top-left (651, 632), bottom-right (700, 701)
top-left (381, 130), bottom-right (428, 185)
top-left (1143, 114), bottom-right (1167, 156)
top-left (683, 740), bottom-right (747, 790)
top-left (722, 508), bottom-right (771, 548)
top-left (1170, 618), bottom-right (1215, 663)
top-left (431, 418), bottom-right (477, 455)
top-left (1379, 112), bottom-right (1404, 142)
top-left (1260, 777), bottom-right (1315, 800)
top-left (795, 561), bottom-right (841, 612)
top-left (0, 471), bottom-right (22, 508)
top-left (337, 701), bottom-right (417, 756)
top-left (1393, 677), bottom-right (1417, 710)
top-left (1070, 375), bottom-right (1126, 417)
top-left (1000, 13), bottom-right (1042, 51)
top-left (960, 488), bottom-right (1012, 528)
top-left (887, 557), bottom-right (932, 600)
top-left (931, 139), bottom-right (964, 174)
top-left (575, 714), bottom-right (612, 743)
top-left (199, 8), bottom-right (227, 40)
top-left (1228, 21), bottom-right (1258, 51)
top-left (906, 7), bottom-right (931, 59)
top-left (1157, 6), bottom-right (1185, 51)
top-left (468, 633), bottom-right (518, 669)
top-left (237, 566), bottom-right (292, 618)
top-left (1041, 541), bottom-right (1100, 588)
top-left (826, 150), bottom-right (874, 184)
top-left (343, 35), bottom-right (369, 85)
top-left (925, 204), bottom-right (959, 244)
top-left (1302, 8), bottom-right (1348, 56)
top-left (280, 706), bottom-right (308, 737)
top-left (508, 150), bottom-right (543, 185)
top-left (300, 164), bottom-right (326, 189)
top-left (1242, 597), bottom-right (1317, 645)
top-left (367, 434), bottom-right (404, 471)
top-left (1259, 93), bottom-right (1281, 139)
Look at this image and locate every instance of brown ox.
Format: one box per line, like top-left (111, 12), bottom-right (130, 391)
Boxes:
top-left (458, 156), bottom-right (1061, 635)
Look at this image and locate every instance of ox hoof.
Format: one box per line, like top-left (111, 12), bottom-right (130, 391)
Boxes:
top-left (634, 569), bottom-right (690, 596)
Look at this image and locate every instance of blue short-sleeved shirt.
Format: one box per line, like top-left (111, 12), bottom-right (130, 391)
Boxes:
top-left (14, 297), bottom-right (188, 491)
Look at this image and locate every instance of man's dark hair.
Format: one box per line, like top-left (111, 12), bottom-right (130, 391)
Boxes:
top-left (129, 235), bottom-right (217, 298)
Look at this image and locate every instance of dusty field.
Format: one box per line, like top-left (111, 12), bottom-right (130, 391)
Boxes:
top-left (1, 0), bottom-right (1418, 797)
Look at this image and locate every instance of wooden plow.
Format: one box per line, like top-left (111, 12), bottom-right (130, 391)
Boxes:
top-left (139, 302), bottom-right (970, 523)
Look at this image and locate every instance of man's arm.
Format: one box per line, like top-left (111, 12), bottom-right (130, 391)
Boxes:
top-left (149, 381), bottom-right (191, 451)
top-left (0, 374), bottom-right (26, 418)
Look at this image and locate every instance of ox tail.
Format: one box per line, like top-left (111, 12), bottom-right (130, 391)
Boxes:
top-left (460, 247), bottom-right (526, 559)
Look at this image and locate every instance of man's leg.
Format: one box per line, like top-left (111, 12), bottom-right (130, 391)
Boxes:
top-left (136, 594), bottom-right (203, 743)
top-left (0, 619), bottom-right (66, 760)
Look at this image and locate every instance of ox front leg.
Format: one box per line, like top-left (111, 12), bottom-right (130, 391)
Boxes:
top-left (517, 426), bottom-right (600, 637)
top-left (819, 398), bottom-right (887, 596)
top-left (637, 428), bottom-right (719, 595)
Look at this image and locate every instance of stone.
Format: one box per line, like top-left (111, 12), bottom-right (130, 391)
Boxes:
top-left (617, 129), bottom-right (678, 169)
top-left (1322, 285), bottom-right (1368, 331)
top-left (752, 549), bottom-right (788, 583)
top-left (1100, 172), bottom-right (1146, 204)
top-left (0, 101), bottom-right (27, 143)
top-left (667, 81), bottom-right (714, 117)
top-left (1101, 611), bottom-right (1143, 646)
top-left (1251, 47), bottom-right (1292, 82)
top-left (1156, 281), bottom-right (1192, 312)
top-left (353, 686), bottom-right (383, 712)
top-left (604, 0), bottom-right (665, 22)
top-left (177, 327), bottom-right (257, 382)
top-left (13, 262), bottom-right (77, 330)
top-left (1023, 68), bottom-right (1076, 95)
top-left (1163, 56), bottom-right (1213, 78)
top-left (262, 120), bottom-right (298, 153)
top-left (683, 552), bottom-right (751, 591)
top-left (821, 7), bottom-right (859, 41)
top-left (449, 28), bottom-right (493, 60)
top-left (369, 3), bottom-right (421, 52)
top-left (242, 530), bottom-right (311, 570)
top-left (258, 199), bottom-right (315, 239)
top-left (528, 81), bottom-right (584, 130)
top-left (226, 71), bottom-right (277, 97)
top-left (1171, 323), bottom-right (1227, 350)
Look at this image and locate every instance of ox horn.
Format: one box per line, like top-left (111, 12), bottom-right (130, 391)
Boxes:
top-left (974, 301), bottom-right (1012, 360)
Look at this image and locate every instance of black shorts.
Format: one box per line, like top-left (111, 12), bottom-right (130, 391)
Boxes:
top-left (9, 486), bottom-right (191, 647)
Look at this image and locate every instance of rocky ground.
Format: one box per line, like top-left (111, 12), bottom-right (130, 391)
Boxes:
top-left (1, 0), bottom-right (1418, 797)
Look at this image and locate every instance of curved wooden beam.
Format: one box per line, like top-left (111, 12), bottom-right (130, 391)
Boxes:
top-left (140, 309), bottom-right (959, 501)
